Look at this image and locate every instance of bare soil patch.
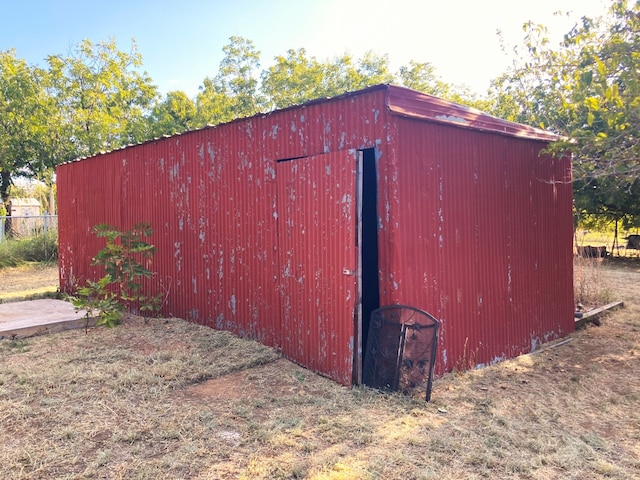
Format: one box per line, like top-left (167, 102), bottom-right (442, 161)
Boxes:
top-left (1, 260), bottom-right (639, 479)
top-left (181, 358), bottom-right (304, 401)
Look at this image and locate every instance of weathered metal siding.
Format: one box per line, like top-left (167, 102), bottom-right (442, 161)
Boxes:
top-left (58, 155), bottom-right (123, 288)
top-left (58, 84), bottom-right (575, 384)
top-left (382, 116), bottom-right (574, 374)
top-left (277, 151), bottom-right (359, 384)
top-left (58, 87), bottom-right (389, 386)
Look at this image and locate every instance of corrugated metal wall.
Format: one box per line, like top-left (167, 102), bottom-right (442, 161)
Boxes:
top-left (58, 85), bottom-right (574, 384)
top-left (383, 116), bottom-right (574, 374)
top-left (58, 88), bottom-right (389, 386)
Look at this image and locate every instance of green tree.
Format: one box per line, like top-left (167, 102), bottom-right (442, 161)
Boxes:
top-left (321, 51), bottom-right (394, 96)
top-left (201, 37), bottom-right (479, 122)
top-left (261, 48), bottom-right (327, 109)
top-left (261, 49), bottom-right (395, 109)
top-left (2, 39), bottom-right (158, 216)
top-left (70, 222), bottom-right (163, 327)
top-left (488, 0), bottom-right (640, 227)
top-left (196, 36), bottom-right (264, 124)
top-left (148, 90), bottom-right (198, 137)
top-left (399, 60), bottom-right (450, 97)
top-left (46, 37), bottom-right (158, 162)
top-left (0, 50), bottom-right (52, 206)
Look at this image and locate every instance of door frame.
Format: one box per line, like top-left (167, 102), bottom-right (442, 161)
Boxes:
top-left (354, 149), bottom-right (364, 384)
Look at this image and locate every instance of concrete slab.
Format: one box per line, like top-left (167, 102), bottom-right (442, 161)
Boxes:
top-left (0, 299), bottom-right (95, 339)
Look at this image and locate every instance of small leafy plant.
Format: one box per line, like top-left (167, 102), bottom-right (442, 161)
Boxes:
top-left (72, 275), bottom-right (123, 328)
top-left (70, 222), bottom-right (163, 327)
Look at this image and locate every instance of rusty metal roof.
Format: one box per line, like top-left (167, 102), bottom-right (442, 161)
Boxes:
top-left (384, 84), bottom-right (560, 141)
top-left (62, 84), bottom-right (559, 165)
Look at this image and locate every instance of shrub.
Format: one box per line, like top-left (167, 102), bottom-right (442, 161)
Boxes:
top-left (68, 222), bottom-right (162, 327)
top-left (0, 231), bottom-right (58, 268)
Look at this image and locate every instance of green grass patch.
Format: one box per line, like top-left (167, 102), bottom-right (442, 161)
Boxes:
top-left (0, 231), bottom-right (58, 268)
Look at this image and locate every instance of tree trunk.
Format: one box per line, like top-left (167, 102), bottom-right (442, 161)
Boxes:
top-left (0, 170), bottom-right (10, 206)
top-left (1, 170), bottom-right (12, 237)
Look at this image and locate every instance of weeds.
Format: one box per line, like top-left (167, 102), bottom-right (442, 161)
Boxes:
top-left (68, 223), bottom-right (163, 327)
top-left (0, 231), bottom-right (58, 268)
top-left (574, 255), bottom-right (612, 308)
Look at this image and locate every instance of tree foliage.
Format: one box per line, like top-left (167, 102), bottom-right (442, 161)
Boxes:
top-left (399, 60), bottom-right (453, 98)
top-left (260, 48), bottom-right (328, 109)
top-left (196, 36), bottom-right (264, 125)
top-left (69, 222), bottom-right (162, 327)
top-left (489, 0), bottom-right (640, 227)
top-left (0, 50), bottom-right (52, 204)
top-left (147, 90), bottom-right (197, 137)
top-left (46, 38), bottom-right (158, 161)
top-left (0, 34), bottom-right (495, 199)
top-left (261, 48), bottom-right (396, 109)
top-left (321, 51), bottom-right (395, 95)
top-left (1, 38), bottom-right (157, 206)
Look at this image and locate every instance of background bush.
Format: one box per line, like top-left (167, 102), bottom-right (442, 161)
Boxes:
top-left (0, 231), bottom-right (58, 268)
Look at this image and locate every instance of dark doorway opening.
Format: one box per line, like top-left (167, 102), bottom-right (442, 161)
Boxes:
top-left (360, 148), bottom-right (380, 363)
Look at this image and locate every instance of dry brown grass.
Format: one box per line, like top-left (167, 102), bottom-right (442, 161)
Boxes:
top-left (574, 255), bottom-right (613, 309)
top-left (0, 263), bottom-right (59, 302)
top-left (1, 260), bottom-right (640, 479)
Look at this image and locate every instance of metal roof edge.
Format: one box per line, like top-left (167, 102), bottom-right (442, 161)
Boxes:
top-left (57, 83), bottom-right (560, 168)
top-left (58, 85), bottom-right (392, 167)
top-left (384, 84), bottom-right (560, 143)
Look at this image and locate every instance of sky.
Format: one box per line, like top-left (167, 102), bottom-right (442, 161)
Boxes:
top-left (1, 0), bottom-right (612, 98)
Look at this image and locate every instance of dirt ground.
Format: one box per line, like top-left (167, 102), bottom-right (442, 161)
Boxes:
top-left (1, 258), bottom-right (639, 479)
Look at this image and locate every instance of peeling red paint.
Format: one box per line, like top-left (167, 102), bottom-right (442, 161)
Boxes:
top-left (57, 85), bottom-right (574, 384)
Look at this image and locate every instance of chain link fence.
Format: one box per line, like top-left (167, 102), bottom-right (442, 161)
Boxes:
top-left (0, 215), bottom-right (58, 242)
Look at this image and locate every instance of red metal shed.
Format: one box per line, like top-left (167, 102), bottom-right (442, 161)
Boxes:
top-left (57, 84), bottom-right (574, 385)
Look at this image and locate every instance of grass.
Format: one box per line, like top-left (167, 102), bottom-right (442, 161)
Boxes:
top-left (1, 259), bottom-right (639, 479)
top-left (1, 318), bottom-right (281, 479)
top-left (574, 255), bottom-right (612, 308)
top-left (575, 228), bottom-right (640, 257)
top-left (0, 263), bottom-right (59, 303)
top-left (0, 231), bottom-right (58, 269)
